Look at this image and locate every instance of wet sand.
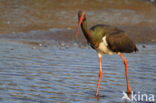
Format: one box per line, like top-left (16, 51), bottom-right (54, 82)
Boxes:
top-left (0, 0), bottom-right (156, 44)
top-left (0, 26), bottom-right (156, 45)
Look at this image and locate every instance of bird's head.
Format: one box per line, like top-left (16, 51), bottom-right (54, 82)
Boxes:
top-left (76, 10), bottom-right (85, 37)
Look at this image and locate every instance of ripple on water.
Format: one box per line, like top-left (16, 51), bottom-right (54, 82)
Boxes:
top-left (0, 41), bottom-right (155, 102)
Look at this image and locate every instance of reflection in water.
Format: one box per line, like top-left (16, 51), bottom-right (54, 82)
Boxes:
top-left (0, 41), bottom-right (155, 102)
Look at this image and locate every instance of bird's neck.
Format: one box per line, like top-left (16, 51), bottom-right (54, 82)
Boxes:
top-left (81, 17), bottom-right (90, 38)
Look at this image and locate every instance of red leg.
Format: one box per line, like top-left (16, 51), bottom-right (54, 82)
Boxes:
top-left (96, 56), bottom-right (103, 97)
top-left (120, 53), bottom-right (131, 94)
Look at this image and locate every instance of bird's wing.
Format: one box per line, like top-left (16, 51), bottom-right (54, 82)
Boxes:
top-left (106, 29), bottom-right (138, 53)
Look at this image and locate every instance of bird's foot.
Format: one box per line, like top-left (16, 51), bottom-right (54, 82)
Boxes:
top-left (96, 92), bottom-right (98, 97)
top-left (127, 87), bottom-right (132, 95)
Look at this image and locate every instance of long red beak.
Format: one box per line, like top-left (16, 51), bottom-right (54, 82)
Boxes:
top-left (76, 14), bottom-right (85, 37)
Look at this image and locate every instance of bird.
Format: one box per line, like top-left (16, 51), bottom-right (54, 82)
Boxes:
top-left (76, 10), bottom-right (138, 97)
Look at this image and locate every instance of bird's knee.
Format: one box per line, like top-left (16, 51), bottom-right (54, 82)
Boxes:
top-left (99, 71), bottom-right (103, 77)
top-left (124, 59), bottom-right (127, 64)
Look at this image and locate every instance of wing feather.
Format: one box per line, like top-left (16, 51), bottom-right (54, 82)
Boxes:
top-left (106, 31), bottom-right (138, 53)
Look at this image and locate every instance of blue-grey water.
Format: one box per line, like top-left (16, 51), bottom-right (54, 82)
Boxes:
top-left (0, 0), bottom-right (156, 102)
top-left (0, 40), bottom-right (155, 103)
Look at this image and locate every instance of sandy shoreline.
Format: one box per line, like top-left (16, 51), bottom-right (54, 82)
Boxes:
top-left (0, 26), bottom-right (156, 46)
top-left (0, 0), bottom-right (155, 45)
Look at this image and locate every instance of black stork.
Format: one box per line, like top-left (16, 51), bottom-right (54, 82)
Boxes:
top-left (76, 11), bottom-right (138, 97)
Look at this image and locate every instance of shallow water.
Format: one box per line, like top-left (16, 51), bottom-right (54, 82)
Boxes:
top-left (0, 40), bottom-right (155, 103)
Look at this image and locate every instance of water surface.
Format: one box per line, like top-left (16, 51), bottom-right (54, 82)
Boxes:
top-left (0, 40), bottom-right (155, 102)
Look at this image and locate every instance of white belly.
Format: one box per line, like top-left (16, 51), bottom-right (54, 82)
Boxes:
top-left (96, 36), bottom-right (117, 56)
top-left (97, 42), bottom-right (114, 55)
